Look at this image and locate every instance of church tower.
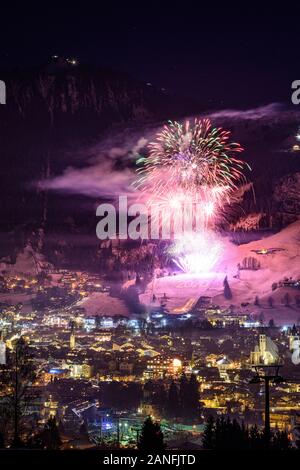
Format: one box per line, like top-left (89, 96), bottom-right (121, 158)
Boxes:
top-left (70, 326), bottom-right (76, 350)
top-left (0, 331), bottom-right (6, 365)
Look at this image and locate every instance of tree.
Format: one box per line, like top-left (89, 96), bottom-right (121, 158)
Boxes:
top-left (179, 373), bottom-right (189, 416)
top-left (258, 312), bottom-right (265, 325)
top-left (204, 416), bottom-right (248, 449)
top-left (138, 417), bottom-right (165, 452)
top-left (268, 318), bottom-right (275, 328)
top-left (186, 374), bottom-right (200, 418)
top-left (28, 416), bottom-right (62, 450)
top-left (1, 337), bottom-right (36, 448)
top-left (0, 396), bottom-right (11, 447)
top-left (202, 417), bottom-right (291, 450)
top-left (167, 381), bottom-right (179, 417)
top-left (271, 429), bottom-right (291, 450)
top-left (254, 296), bottom-right (260, 306)
top-left (282, 293), bottom-right (291, 307)
top-left (292, 324), bottom-right (298, 335)
top-left (202, 416), bottom-right (215, 449)
top-left (223, 276), bottom-right (232, 300)
top-left (241, 257), bottom-right (260, 270)
top-left (249, 425), bottom-right (265, 450)
top-left (42, 416), bottom-right (62, 449)
top-left (268, 296), bottom-right (274, 308)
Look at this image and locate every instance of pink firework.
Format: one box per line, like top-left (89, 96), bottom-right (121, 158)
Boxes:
top-left (135, 118), bottom-right (249, 272)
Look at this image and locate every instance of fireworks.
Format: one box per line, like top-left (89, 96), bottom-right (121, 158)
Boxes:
top-left (168, 231), bottom-right (223, 274)
top-left (135, 118), bottom-right (249, 273)
top-left (136, 118), bottom-right (249, 204)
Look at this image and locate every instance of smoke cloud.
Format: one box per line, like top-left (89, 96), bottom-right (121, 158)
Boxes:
top-left (38, 103), bottom-right (300, 199)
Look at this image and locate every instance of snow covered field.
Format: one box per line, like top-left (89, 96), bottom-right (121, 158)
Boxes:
top-left (76, 292), bottom-right (129, 317)
top-left (140, 220), bottom-right (300, 325)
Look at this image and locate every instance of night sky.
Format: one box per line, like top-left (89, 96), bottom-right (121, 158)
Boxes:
top-left (1, 5), bottom-right (300, 108)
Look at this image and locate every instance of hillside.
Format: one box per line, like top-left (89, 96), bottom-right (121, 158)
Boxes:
top-left (140, 220), bottom-right (300, 325)
top-left (0, 57), bottom-right (200, 232)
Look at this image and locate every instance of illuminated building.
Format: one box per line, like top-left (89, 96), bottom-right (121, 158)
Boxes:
top-left (250, 334), bottom-right (279, 365)
top-left (94, 331), bottom-right (112, 342)
top-left (44, 315), bottom-right (69, 328)
top-left (0, 332), bottom-right (6, 365)
top-left (216, 357), bottom-right (231, 381)
top-left (44, 394), bottom-right (59, 417)
top-left (69, 363), bottom-right (92, 379)
top-left (289, 333), bottom-right (300, 364)
top-left (289, 331), bottom-right (300, 351)
top-left (143, 356), bottom-right (183, 379)
top-left (84, 317), bottom-right (96, 331)
top-left (70, 331), bottom-right (76, 350)
top-left (43, 367), bottom-right (69, 383)
top-left (172, 358), bottom-right (182, 375)
top-left (100, 317), bottom-right (114, 329)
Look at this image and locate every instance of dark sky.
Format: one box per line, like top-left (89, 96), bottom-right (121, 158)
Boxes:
top-left (1, 4), bottom-right (300, 108)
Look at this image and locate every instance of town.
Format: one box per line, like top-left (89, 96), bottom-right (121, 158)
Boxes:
top-left (1, 266), bottom-right (300, 449)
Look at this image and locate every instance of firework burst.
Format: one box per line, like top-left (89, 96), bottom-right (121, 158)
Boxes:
top-left (136, 118), bottom-right (249, 202)
top-left (168, 230), bottom-right (223, 274)
top-left (134, 118), bottom-right (250, 273)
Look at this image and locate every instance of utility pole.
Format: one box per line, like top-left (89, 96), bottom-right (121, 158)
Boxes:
top-left (249, 364), bottom-right (284, 448)
top-left (13, 340), bottom-right (19, 446)
top-left (264, 374), bottom-right (271, 442)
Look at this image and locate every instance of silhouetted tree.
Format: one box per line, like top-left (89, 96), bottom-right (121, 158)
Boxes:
top-left (202, 417), bottom-right (291, 450)
top-left (268, 318), bottom-right (275, 328)
top-left (179, 373), bottom-right (189, 416)
top-left (223, 276), bottom-right (232, 300)
top-left (167, 381), bottom-right (179, 417)
top-left (241, 257), bottom-right (260, 270)
top-left (283, 293), bottom-right (291, 307)
top-left (28, 416), bottom-right (62, 450)
top-left (138, 417), bottom-right (165, 452)
top-left (249, 425), bottom-right (265, 450)
top-left (271, 429), bottom-right (291, 450)
top-left (1, 337), bottom-right (36, 448)
top-left (186, 374), bottom-right (200, 418)
top-left (202, 416), bottom-right (215, 449)
top-left (152, 384), bottom-right (167, 408)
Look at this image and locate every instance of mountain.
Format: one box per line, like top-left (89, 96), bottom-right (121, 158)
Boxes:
top-left (1, 58), bottom-right (300, 268)
top-left (0, 56), bottom-right (200, 232)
